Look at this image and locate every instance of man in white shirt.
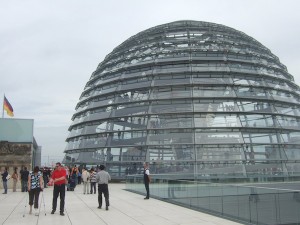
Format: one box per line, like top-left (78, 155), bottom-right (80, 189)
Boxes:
top-left (81, 168), bottom-right (90, 194)
top-left (143, 162), bottom-right (151, 199)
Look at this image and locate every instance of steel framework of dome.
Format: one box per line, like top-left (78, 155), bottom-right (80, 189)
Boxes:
top-left (64, 20), bottom-right (300, 180)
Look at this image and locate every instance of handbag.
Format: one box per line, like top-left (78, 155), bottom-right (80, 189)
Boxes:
top-left (6, 174), bottom-right (11, 180)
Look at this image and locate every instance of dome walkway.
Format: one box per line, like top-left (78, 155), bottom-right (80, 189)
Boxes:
top-left (0, 183), bottom-right (241, 225)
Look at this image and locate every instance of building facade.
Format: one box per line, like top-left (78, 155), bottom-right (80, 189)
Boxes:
top-left (64, 20), bottom-right (300, 179)
top-left (0, 118), bottom-right (40, 189)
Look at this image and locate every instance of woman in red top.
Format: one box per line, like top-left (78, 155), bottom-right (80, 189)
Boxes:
top-left (51, 162), bottom-right (66, 216)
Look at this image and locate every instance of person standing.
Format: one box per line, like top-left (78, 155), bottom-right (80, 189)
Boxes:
top-left (77, 169), bottom-right (82, 185)
top-left (28, 166), bottom-right (43, 215)
top-left (96, 165), bottom-right (111, 210)
top-left (20, 167), bottom-right (29, 192)
top-left (81, 168), bottom-right (90, 194)
top-left (1, 167), bottom-right (8, 194)
top-left (12, 167), bottom-right (18, 192)
top-left (71, 165), bottom-right (78, 186)
top-left (143, 162), bottom-right (151, 199)
top-left (90, 168), bottom-right (97, 194)
top-left (42, 167), bottom-right (49, 188)
top-left (51, 162), bottom-right (67, 216)
top-left (69, 165), bottom-right (78, 190)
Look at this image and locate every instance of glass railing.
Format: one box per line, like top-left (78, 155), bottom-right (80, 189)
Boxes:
top-left (125, 174), bottom-right (300, 225)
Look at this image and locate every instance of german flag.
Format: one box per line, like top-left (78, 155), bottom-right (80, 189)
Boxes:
top-left (3, 96), bottom-right (14, 117)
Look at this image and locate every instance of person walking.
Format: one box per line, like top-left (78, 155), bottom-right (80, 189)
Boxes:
top-left (1, 167), bottom-right (8, 194)
top-left (81, 168), bottom-right (90, 194)
top-left (96, 165), bottom-right (111, 210)
top-left (51, 162), bottom-right (67, 216)
top-left (20, 167), bottom-right (29, 192)
top-left (12, 167), bottom-right (18, 192)
top-left (28, 166), bottom-right (43, 215)
top-left (143, 162), bottom-right (151, 199)
top-left (90, 168), bottom-right (97, 194)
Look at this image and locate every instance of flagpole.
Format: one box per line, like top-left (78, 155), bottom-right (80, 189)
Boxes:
top-left (2, 94), bottom-right (4, 118)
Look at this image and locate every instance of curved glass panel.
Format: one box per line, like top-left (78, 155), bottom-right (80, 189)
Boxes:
top-left (64, 20), bottom-right (300, 180)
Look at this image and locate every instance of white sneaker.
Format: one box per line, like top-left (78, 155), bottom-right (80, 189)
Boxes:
top-left (34, 208), bottom-right (39, 216)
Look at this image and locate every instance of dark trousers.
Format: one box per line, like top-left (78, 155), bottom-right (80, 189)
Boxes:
top-left (3, 181), bottom-right (7, 193)
top-left (98, 184), bottom-right (109, 207)
top-left (52, 184), bottom-right (65, 212)
top-left (43, 176), bottom-right (48, 188)
top-left (21, 180), bottom-right (28, 192)
top-left (29, 188), bottom-right (41, 208)
top-left (144, 182), bottom-right (150, 198)
top-left (90, 182), bottom-right (96, 194)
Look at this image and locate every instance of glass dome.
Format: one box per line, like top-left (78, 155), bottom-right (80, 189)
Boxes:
top-left (64, 20), bottom-right (300, 180)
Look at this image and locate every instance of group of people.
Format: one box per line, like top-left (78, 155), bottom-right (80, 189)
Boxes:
top-left (1, 167), bottom-right (27, 194)
top-left (51, 163), bottom-right (112, 214)
top-left (1, 162), bottom-right (151, 216)
top-left (1, 165), bottom-right (44, 215)
top-left (81, 167), bottom-right (97, 194)
top-left (65, 165), bottom-right (99, 193)
top-left (1, 166), bottom-right (53, 195)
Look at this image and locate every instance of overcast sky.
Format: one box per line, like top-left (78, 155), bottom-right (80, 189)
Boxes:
top-left (1, 0), bottom-right (299, 166)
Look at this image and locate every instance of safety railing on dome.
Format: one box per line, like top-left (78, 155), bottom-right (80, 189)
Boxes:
top-left (125, 174), bottom-right (300, 225)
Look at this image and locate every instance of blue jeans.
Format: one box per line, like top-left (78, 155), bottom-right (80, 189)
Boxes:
top-left (3, 181), bottom-right (7, 193)
top-left (90, 182), bottom-right (96, 194)
top-left (21, 180), bottom-right (28, 192)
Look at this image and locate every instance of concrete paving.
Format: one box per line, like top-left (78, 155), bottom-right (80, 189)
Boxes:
top-left (0, 183), bottom-right (242, 225)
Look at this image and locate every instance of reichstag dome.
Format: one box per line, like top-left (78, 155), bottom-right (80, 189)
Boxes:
top-left (64, 20), bottom-right (300, 180)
